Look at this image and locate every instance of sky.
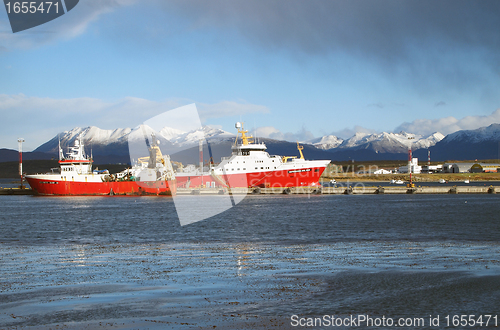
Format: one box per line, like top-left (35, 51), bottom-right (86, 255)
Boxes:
top-left (1, 0), bottom-right (500, 150)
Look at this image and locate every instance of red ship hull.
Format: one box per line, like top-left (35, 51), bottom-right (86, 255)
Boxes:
top-left (176, 166), bottom-right (326, 188)
top-left (26, 177), bottom-right (176, 196)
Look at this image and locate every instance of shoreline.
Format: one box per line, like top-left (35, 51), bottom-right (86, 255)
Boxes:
top-left (2, 241), bottom-right (500, 329)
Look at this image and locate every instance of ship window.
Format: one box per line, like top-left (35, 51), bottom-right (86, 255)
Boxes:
top-left (261, 167), bottom-right (263, 169)
top-left (315, 169), bottom-right (319, 172)
top-left (255, 167), bottom-right (258, 169)
top-left (237, 168), bottom-right (240, 170)
top-left (243, 168), bottom-right (246, 170)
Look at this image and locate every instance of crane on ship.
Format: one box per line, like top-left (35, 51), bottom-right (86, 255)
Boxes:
top-left (282, 142), bottom-right (305, 163)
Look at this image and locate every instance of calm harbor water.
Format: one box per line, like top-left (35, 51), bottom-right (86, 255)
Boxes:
top-left (1, 193), bottom-right (500, 329)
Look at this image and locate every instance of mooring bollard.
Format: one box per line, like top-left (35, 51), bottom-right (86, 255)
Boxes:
top-left (406, 188), bottom-right (417, 194)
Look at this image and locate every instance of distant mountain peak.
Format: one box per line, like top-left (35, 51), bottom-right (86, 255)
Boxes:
top-left (310, 130), bottom-right (444, 153)
top-left (307, 135), bottom-right (343, 150)
top-left (34, 125), bottom-right (236, 154)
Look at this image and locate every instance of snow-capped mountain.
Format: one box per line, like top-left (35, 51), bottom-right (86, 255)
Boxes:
top-left (158, 127), bottom-right (186, 141)
top-left (168, 126), bottom-right (234, 146)
top-left (312, 131), bottom-right (444, 153)
top-left (420, 123), bottom-right (500, 161)
top-left (58, 126), bottom-right (133, 145)
top-left (308, 135), bottom-right (344, 150)
top-left (24, 123), bottom-right (499, 164)
top-left (441, 123), bottom-right (500, 143)
top-left (34, 125), bottom-right (235, 154)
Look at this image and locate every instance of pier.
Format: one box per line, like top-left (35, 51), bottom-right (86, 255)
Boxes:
top-left (176, 185), bottom-right (498, 195)
top-left (0, 185), bottom-right (496, 196)
top-left (0, 187), bottom-right (34, 195)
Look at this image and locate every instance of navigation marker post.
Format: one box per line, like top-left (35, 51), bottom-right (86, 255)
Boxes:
top-left (18, 138), bottom-right (25, 189)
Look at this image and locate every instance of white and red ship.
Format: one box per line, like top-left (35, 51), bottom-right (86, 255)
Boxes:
top-left (26, 135), bottom-right (176, 196)
top-left (175, 123), bottom-right (330, 189)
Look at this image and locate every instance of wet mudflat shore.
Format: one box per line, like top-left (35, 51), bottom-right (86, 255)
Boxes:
top-left (2, 241), bottom-right (500, 329)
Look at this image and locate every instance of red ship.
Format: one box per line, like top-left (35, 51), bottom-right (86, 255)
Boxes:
top-left (175, 122), bottom-right (330, 190)
top-left (25, 135), bottom-right (176, 196)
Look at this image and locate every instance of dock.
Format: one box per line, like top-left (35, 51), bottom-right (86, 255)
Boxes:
top-left (0, 186), bottom-right (496, 196)
top-left (177, 185), bottom-right (497, 195)
top-left (0, 187), bottom-right (34, 195)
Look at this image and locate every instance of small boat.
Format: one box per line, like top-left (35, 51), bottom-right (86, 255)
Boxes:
top-left (322, 179), bottom-right (337, 187)
top-left (390, 179), bottom-right (396, 184)
top-left (395, 180), bottom-right (404, 185)
top-left (439, 179), bottom-right (446, 184)
top-left (464, 179), bottom-right (470, 184)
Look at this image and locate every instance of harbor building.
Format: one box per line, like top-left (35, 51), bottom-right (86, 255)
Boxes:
top-left (470, 163), bottom-right (500, 173)
top-left (398, 158), bottom-right (422, 174)
top-left (421, 164), bottom-right (443, 173)
top-left (443, 163), bottom-right (475, 173)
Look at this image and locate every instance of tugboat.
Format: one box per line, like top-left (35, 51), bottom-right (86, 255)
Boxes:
top-left (175, 122), bottom-right (331, 189)
top-left (25, 134), bottom-right (176, 196)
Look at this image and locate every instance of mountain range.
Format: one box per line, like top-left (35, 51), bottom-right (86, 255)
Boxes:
top-left (417, 123), bottom-right (500, 161)
top-left (310, 131), bottom-right (445, 153)
top-left (1, 123), bottom-right (499, 164)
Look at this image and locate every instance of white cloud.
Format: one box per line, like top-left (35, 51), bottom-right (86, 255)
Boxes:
top-left (254, 125), bottom-right (314, 142)
top-left (0, 94), bottom-right (268, 150)
top-left (254, 126), bottom-right (282, 139)
top-left (395, 109), bottom-right (500, 136)
top-left (0, 0), bottom-right (138, 51)
top-left (330, 126), bottom-right (379, 139)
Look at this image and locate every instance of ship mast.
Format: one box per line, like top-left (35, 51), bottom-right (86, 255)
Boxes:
top-left (235, 122), bottom-right (253, 146)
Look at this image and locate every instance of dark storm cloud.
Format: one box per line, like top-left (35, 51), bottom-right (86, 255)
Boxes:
top-left (160, 0), bottom-right (500, 63)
